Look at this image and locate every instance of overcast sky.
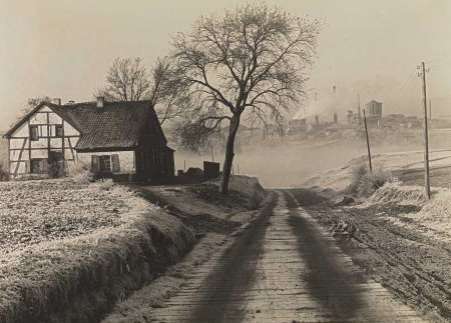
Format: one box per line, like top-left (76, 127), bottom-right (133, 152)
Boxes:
top-left (1, 0), bottom-right (450, 129)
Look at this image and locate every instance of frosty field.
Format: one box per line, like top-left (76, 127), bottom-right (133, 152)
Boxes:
top-left (0, 179), bottom-right (132, 255)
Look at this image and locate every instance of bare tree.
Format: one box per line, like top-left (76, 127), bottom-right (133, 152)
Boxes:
top-left (173, 101), bottom-right (227, 152)
top-left (175, 120), bottom-right (217, 152)
top-left (98, 57), bottom-right (188, 125)
top-left (170, 4), bottom-right (319, 193)
top-left (148, 58), bottom-right (192, 125)
top-left (98, 57), bottom-right (151, 101)
top-left (26, 96), bottom-right (53, 110)
top-left (11, 96), bottom-right (52, 127)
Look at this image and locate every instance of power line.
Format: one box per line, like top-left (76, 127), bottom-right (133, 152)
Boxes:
top-left (384, 71), bottom-right (417, 105)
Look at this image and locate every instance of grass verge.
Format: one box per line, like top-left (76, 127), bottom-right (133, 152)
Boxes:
top-left (0, 203), bottom-right (195, 323)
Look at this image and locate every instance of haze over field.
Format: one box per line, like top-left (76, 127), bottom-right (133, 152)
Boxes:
top-left (1, 3), bottom-right (451, 322)
top-left (2, 0), bottom-right (451, 188)
top-left (1, 0), bottom-right (451, 130)
top-left (176, 128), bottom-right (451, 188)
top-left (175, 142), bottom-right (371, 188)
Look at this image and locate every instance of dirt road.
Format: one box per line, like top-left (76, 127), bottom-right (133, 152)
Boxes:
top-left (301, 200), bottom-right (451, 323)
top-left (106, 191), bottom-right (428, 323)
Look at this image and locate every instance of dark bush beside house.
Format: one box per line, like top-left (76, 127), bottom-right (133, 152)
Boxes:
top-left (0, 163), bottom-right (9, 181)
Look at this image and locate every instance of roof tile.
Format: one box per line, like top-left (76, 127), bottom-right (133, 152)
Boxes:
top-left (52, 100), bottom-right (165, 151)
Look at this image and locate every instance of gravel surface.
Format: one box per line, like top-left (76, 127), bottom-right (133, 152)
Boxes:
top-left (0, 179), bottom-right (132, 255)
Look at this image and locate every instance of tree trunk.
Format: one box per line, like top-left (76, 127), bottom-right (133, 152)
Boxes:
top-left (221, 114), bottom-right (241, 194)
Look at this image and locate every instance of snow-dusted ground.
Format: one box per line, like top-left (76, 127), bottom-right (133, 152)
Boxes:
top-left (304, 149), bottom-right (451, 192)
top-left (102, 177), bottom-right (268, 323)
top-left (0, 179), bottom-right (195, 323)
top-left (0, 179), bottom-right (137, 255)
top-left (364, 183), bottom-right (451, 243)
top-left (304, 147), bottom-right (451, 244)
top-left (300, 151), bottom-right (451, 321)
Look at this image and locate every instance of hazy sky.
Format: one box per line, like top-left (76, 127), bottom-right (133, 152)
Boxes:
top-left (1, 0), bottom-right (451, 130)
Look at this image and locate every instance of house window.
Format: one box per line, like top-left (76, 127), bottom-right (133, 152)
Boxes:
top-left (30, 159), bottom-right (47, 174)
top-left (99, 156), bottom-right (111, 172)
top-left (55, 125), bottom-right (63, 137)
top-left (30, 125), bottom-right (39, 141)
top-left (91, 154), bottom-right (120, 173)
top-left (91, 155), bottom-right (111, 173)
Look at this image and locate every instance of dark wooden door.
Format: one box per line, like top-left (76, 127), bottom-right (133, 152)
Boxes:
top-left (48, 151), bottom-right (65, 178)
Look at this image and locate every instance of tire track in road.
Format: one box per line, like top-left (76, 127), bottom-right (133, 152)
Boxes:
top-left (324, 205), bottom-right (451, 321)
top-left (285, 190), bottom-right (428, 322)
top-left (284, 191), bottom-right (365, 320)
top-left (150, 192), bottom-right (277, 323)
top-left (185, 192), bottom-right (278, 322)
top-left (150, 190), bottom-right (427, 323)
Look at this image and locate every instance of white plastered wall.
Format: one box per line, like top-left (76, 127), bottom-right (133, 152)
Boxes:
top-left (8, 104), bottom-right (81, 178)
top-left (76, 150), bottom-right (136, 173)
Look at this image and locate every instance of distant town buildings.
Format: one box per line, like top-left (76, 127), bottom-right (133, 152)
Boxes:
top-left (365, 100), bottom-right (383, 127)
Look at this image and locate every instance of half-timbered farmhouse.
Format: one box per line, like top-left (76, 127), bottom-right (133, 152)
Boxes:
top-left (4, 98), bottom-right (175, 181)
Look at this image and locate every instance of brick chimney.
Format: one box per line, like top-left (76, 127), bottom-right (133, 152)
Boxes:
top-left (96, 96), bottom-right (104, 108)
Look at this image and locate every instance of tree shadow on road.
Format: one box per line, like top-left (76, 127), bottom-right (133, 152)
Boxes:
top-left (285, 191), bottom-right (367, 321)
top-left (186, 193), bottom-right (277, 323)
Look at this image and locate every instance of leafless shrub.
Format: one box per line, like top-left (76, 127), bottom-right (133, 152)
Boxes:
top-left (348, 165), bottom-right (391, 197)
top-left (96, 179), bottom-right (115, 191)
top-left (71, 162), bottom-right (93, 184)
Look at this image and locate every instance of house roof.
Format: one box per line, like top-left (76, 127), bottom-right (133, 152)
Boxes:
top-left (4, 104), bottom-right (48, 138)
top-left (5, 100), bottom-right (168, 151)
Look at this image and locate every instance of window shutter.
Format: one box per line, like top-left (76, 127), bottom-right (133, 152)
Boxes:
top-left (55, 125), bottom-right (63, 138)
top-left (111, 154), bottom-right (120, 173)
top-left (30, 126), bottom-right (39, 141)
top-left (25, 160), bottom-right (30, 173)
top-left (91, 155), bottom-right (100, 172)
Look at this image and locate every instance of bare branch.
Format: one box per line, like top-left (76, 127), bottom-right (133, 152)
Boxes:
top-left (168, 4), bottom-right (320, 192)
top-left (97, 57), bottom-right (151, 101)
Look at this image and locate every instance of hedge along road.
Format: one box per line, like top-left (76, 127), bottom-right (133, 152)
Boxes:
top-left (133, 191), bottom-right (428, 323)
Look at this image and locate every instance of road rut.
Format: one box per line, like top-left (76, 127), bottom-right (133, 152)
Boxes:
top-left (132, 191), bottom-right (428, 322)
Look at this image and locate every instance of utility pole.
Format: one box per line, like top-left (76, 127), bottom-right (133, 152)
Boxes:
top-left (429, 99), bottom-right (432, 122)
top-left (357, 93), bottom-right (362, 124)
top-left (419, 61), bottom-right (431, 199)
top-left (363, 109), bottom-right (373, 173)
